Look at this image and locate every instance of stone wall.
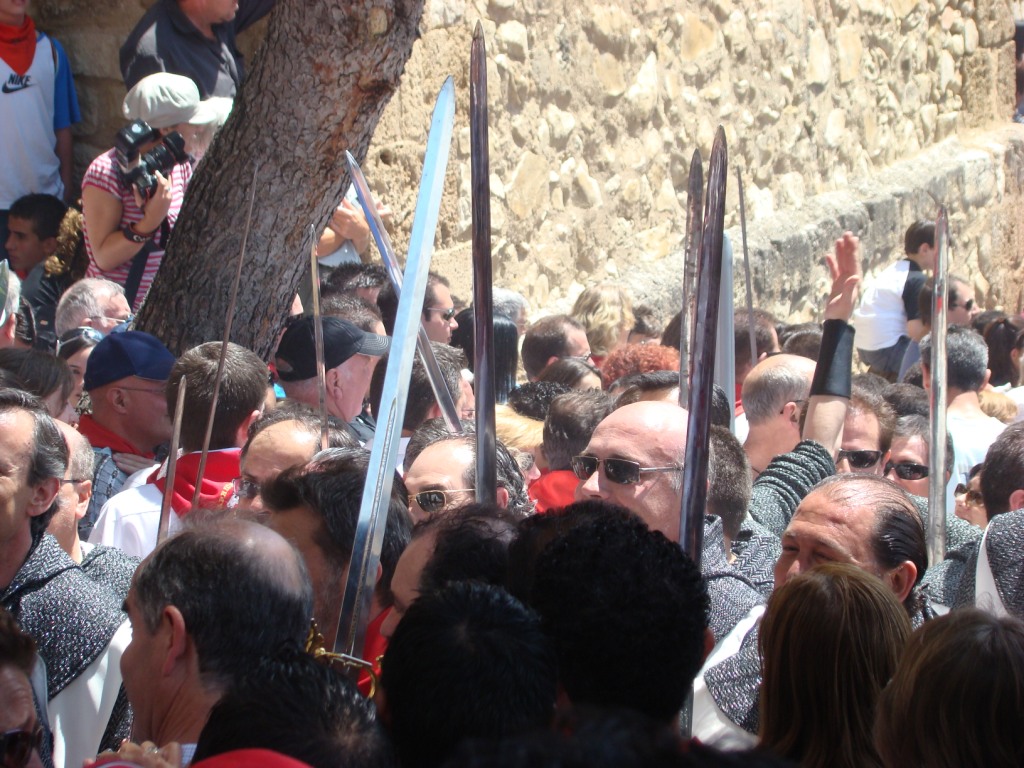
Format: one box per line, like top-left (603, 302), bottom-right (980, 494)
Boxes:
top-left (31, 0), bottom-right (1022, 321)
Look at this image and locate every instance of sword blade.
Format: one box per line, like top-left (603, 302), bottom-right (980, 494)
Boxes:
top-left (471, 22), bottom-right (497, 505)
top-left (927, 207), bottom-right (950, 567)
top-left (679, 150), bottom-right (703, 404)
top-left (0, 262), bottom-right (9, 326)
top-left (157, 378), bottom-right (187, 544)
top-left (335, 77), bottom-right (456, 659)
top-left (310, 224), bottom-right (329, 451)
top-left (347, 152), bottom-right (463, 434)
top-left (736, 168), bottom-right (757, 368)
top-left (191, 165), bottom-right (258, 509)
top-left (679, 128), bottom-right (728, 564)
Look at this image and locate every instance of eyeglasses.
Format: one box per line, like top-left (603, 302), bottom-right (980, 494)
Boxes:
top-left (426, 307), bottom-right (456, 321)
top-left (55, 326), bottom-right (104, 354)
top-left (1, 725), bottom-right (43, 768)
top-left (409, 488), bottom-right (475, 514)
top-left (87, 313), bottom-right (134, 325)
top-left (954, 483), bottom-right (984, 507)
top-left (836, 449), bottom-right (883, 470)
top-left (116, 386), bottom-right (166, 395)
top-left (232, 477), bottom-right (261, 500)
top-left (884, 461), bottom-right (929, 481)
top-left (950, 298), bottom-right (975, 312)
top-left (570, 455), bottom-right (681, 486)
top-left (62, 477), bottom-right (90, 485)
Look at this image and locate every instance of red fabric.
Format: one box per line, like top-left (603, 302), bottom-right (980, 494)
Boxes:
top-left (192, 749), bottom-right (313, 768)
top-left (0, 15), bottom-right (35, 76)
top-left (358, 607), bottom-right (389, 697)
top-left (78, 414), bottom-right (155, 458)
top-left (148, 449), bottom-right (240, 515)
top-left (528, 469), bottom-right (579, 514)
top-left (734, 382), bottom-right (744, 416)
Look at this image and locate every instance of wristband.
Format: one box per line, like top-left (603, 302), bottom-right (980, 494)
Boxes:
top-left (122, 223), bottom-right (156, 244)
top-left (810, 319), bottom-right (854, 398)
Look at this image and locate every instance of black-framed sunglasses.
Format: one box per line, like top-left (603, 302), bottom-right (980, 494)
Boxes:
top-left (954, 483), bottom-right (984, 507)
top-left (570, 455), bottom-right (681, 486)
top-left (1, 725), bottom-right (43, 768)
top-left (232, 477), bottom-right (260, 500)
top-left (426, 307), bottom-right (457, 321)
top-left (836, 449), bottom-right (883, 470)
top-left (884, 460), bottom-right (929, 481)
top-left (409, 488), bottom-right (475, 514)
top-left (950, 298), bottom-right (975, 312)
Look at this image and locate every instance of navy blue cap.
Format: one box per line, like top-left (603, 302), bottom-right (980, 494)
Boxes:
top-left (84, 331), bottom-right (176, 391)
top-left (275, 317), bottom-right (390, 382)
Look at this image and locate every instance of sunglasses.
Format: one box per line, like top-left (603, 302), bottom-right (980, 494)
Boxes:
top-left (570, 455), bottom-right (681, 486)
top-left (884, 461), bottom-right (929, 481)
top-left (954, 483), bottom-right (984, 507)
top-left (232, 477), bottom-right (260, 500)
top-left (836, 449), bottom-right (883, 470)
top-left (409, 488), bottom-right (475, 514)
top-left (950, 298), bottom-right (975, 312)
top-left (55, 326), bottom-right (104, 354)
top-left (1, 726), bottom-right (42, 768)
top-left (427, 307), bottom-right (457, 321)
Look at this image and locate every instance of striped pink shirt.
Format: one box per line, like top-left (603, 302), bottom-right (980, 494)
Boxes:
top-left (83, 148), bottom-right (192, 310)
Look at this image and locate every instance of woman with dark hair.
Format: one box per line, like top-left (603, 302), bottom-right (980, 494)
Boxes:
top-left (758, 563), bottom-right (911, 768)
top-left (983, 315), bottom-right (1024, 388)
top-left (450, 309), bottom-right (519, 404)
top-left (56, 324), bottom-right (103, 415)
top-left (536, 357), bottom-right (602, 390)
top-left (0, 347), bottom-right (74, 421)
top-left (875, 609), bottom-right (1024, 768)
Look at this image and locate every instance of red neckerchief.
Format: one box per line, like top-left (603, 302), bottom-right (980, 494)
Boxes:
top-left (78, 413), bottom-right (155, 458)
top-left (358, 607), bottom-right (389, 698)
top-left (528, 469), bottom-right (580, 514)
top-left (148, 449), bottom-right (240, 515)
top-left (0, 16), bottom-right (36, 76)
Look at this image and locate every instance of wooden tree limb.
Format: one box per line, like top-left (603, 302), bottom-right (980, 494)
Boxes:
top-left (136, 0), bottom-right (425, 357)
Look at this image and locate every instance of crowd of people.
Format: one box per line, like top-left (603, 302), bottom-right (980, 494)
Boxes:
top-left (3, 2), bottom-right (1024, 768)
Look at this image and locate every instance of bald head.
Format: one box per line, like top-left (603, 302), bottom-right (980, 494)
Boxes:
top-left (575, 401), bottom-right (688, 540)
top-left (49, 421), bottom-right (95, 560)
top-left (741, 353), bottom-right (816, 426)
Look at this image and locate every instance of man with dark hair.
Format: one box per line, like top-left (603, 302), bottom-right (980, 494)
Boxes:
top-left (530, 510), bottom-right (710, 727)
top-left (695, 474), bottom-right (931, 747)
top-left (402, 432), bottom-right (533, 522)
top-left (321, 291), bottom-right (385, 332)
top-left (91, 341), bottom-right (268, 557)
top-left (708, 426), bottom-right (753, 552)
top-left (853, 219), bottom-right (935, 380)
top-left (920, 325), bottom-right (1005, 489)
top-left (262, 448), bottom-right (412, 674)
top-left (192, 649), bottom-right (394, 768)
top-left (276, 315), bottom-right (390, 438)
top-left (368, 341), bottom-right (468, 470)
top-left (322, 262), bottom-right (390, 305)
top-left (121, 518), bottom-right (313, 759)
top-left (120, 0), bottom-right (274, 98)
top-left (377, 272), bottom-right (458, 343)
top-left (380, 504), bottom-right (518, 638)
top-left (78, 330), bottom-right (176, 531)
top-left (6, 193), bottom-right (66, 279)
top-left (380, 581), bottom-right (556, 768)
top-left (521, 314), bottom-right (591, 381)
top-left (506, 380), bottom-right (572, 421)
top-left (0, 606), bottom-right (47, 768)
top-left (833, 385), bottom-right (896, 476)
top-left (882, 381), bottom-right (929, 417)
top-left (532, 389), bottom-right (616, 513)
top-left (0, 388), bottom-right (131, 767)
top-left (979, 422), bottom-right (1024, 520)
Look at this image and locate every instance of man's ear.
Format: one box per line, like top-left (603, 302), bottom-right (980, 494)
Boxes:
top-left (160, 605), bottom-right (190, 678)
top-left (110, 386), bottom-right (130, 414)
top-left (701, 626), bottom-right (715, 665)
top-left (982, 368), bottom-right (992, 390)
top-left (74, 480), bottom-right (92, 521)
top-left (1008, 488), bottom-right (1024, 513)
top-left (27, 477), bottom-right (60, 520)
top-left (234, 409), bottom-right (262, 447)
top-left (496, 486), bottom-right (510, 509)
top-left (41, 236), bottom-right (59, 257)
top-left (1, 312), bottom-right (16, 342)
top-left (885, 560), bottom-right (918, 606)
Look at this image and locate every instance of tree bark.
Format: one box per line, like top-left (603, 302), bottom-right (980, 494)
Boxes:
top-left (135, 0), bottom-right (424, 358)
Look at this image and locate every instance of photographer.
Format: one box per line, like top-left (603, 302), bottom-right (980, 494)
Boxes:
top-left (82, 73), bottom-right (223, 311)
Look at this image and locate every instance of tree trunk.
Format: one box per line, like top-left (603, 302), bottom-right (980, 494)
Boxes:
top-left (135, 0), bottom-right (424, 358)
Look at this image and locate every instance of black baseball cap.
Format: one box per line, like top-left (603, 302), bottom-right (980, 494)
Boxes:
top-left (275, 316), bottom-right (390, 382)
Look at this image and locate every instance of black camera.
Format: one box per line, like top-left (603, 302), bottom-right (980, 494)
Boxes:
top-left (114, 119), bottom-right (189, 200)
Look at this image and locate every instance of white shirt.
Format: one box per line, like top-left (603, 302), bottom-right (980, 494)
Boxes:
top-left (89, 483), bottom-right (180, 559)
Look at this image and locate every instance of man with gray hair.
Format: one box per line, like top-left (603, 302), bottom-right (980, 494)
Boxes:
top-left (740, 353), bottom-right (817, 479)
top-left (920, 325), bottom-right (1005, 488)
top-left (54, 277), bottom-right (132, 336)
top-left (492, 287), bottom-right (530, 336)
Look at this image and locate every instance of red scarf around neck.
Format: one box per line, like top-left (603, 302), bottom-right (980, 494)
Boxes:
top-left (78, 414), bottom-right (155, 458)
top-left (0, 15), bottom-right (36, 76)
top-left (149, 449), bottom-right (240, 515)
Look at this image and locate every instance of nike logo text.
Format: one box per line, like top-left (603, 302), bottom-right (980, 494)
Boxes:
top-left (2, 75), bottom-right (33, 94)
